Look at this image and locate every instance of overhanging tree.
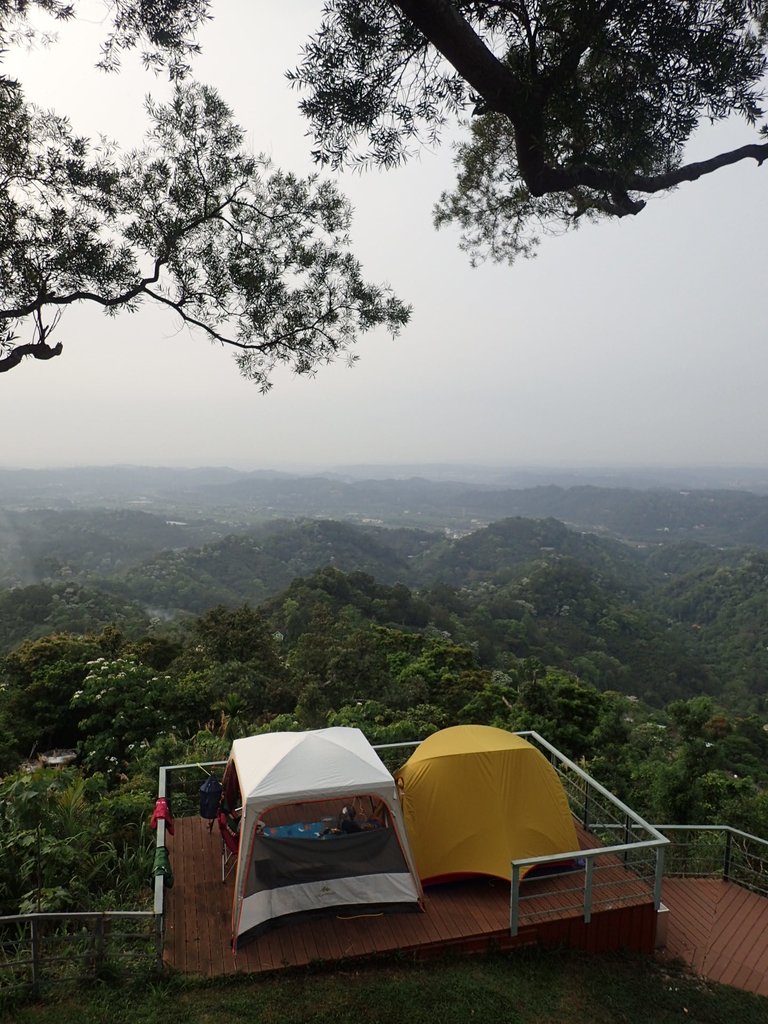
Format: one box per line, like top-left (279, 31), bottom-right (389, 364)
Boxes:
top-left (292, 0), bottom-right (768, 262)
top-left (0, 2), bottom-right (409, 379)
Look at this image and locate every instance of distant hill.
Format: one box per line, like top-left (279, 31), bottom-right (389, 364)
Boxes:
top-left (4, 465), bottom-right (768, 710)
top-left (0, 508), bottom-right (220, 587)
top-left (6, 466), bottom-right (768, 544)
top-left (1, 505), bottom-right (767, 707)
top-left (410, 516), bottom-right (646, 589)
top-left (104, 519), bottom-right (428, 615)
top-left (0, 581), bottom-right (149, 652)
top-left (0, 465), bottom-right (249, 507)
top-left (104, 516), bottom-right (659, 619)
top-left (468, 485), bottom-right (768, 546)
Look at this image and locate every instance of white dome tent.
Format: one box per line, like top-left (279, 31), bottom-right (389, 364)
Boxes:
top-left (222, 727), bottom-right (423, 947)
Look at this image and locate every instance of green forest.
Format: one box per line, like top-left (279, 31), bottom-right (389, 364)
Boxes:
top-left (2, 497), bottom-right (768, 926)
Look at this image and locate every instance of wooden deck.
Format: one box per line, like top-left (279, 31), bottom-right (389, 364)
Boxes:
top-left (660, 877), bottom-right (768, 997)
top-left (162, 816), bottom-right (657, 976)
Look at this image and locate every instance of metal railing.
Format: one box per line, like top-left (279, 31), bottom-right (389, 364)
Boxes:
top-left (153, 760), bottom-right (227, 928)
top-left (157, 737), bottom-right (669, 942)
top-left (655, 825), bottom-right (768, 897)
top-left (0, 760), bottom-right (212, 997)
top-left (24, 736), bottom-right (768, 996)
top-left (0, 764), bottom-right (189, 996)
top-left (8, 733), bottom-right (768, 998)
top-left (0, 911), bottom-right (159, 997)
top-left (509, 732), bottom-right (668, 936)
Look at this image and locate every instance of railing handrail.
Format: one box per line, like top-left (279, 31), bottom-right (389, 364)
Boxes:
top-left (517, 731), bottom-right (668, 844)
top-left (158, 759), bottom-right (227, 786)
top-left (511, 836), bottom-right (666, 870)
top-left (0, 907), bottom-right (161, 994)
top-left (510, 838), bottom-right (666, 936)
top-left (0, 911), bottom-right (154, 925)
top-left (653, 824), bottom-right (768, 849)
top-left (506, 732), bottom-right (669, 935)
top-left (154, 766), bottom-right (171, 917)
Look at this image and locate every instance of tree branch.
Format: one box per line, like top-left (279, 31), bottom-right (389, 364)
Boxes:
top-left (539, 0), bottom-right (621, 96)
top-left (0, 259), bottom-right (166, 321)
top-left (391, 0), bottom-right (528, 121)
top-left (626, 142), bottom-right (768, 193)
top-left (391, 2), bottom-right (768, 212)
top-left (0, 340), bottom-right (63, 373)
top-left (142, 286), bottom-right (349, 356)
top-left (141, 287), bottom-right (240, 346)
top-left (527, 140), bottom-right (768, 207)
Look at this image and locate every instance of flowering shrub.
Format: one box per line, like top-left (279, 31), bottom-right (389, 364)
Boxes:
top-left (71, 657), bottom-right (179, 774)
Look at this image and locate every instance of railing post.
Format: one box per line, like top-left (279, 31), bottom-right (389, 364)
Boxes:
top-left (510, 864), bottom-right (521, 936)
top-left (154, 765), bottom-right (169, 956)
top-left (584, 858), bottom-right (594, 924)
top-left (623, 815), bottom-right (631, 865)
top-left (723, 830), bottom-right (733, 882)
top-left (654, 842), bottom-right (665, 910)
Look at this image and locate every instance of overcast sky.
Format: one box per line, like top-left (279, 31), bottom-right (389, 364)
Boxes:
top-left (2, 2), bottom-right (767, 471)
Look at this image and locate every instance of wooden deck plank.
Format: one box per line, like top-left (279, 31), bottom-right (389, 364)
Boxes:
top-left (713, 886), bottom-right (762, 952)
top-left (378, 906), bottom-right (421, 951)
top-left (739, 895), bottom-right (768, 976)
top-left (200, 825), bottom-right (229, 976)
top-left (164, 816), bottom-right (656, 976)
top-left (420, 886), bottom-right (473, 943)
top-left (163, 824), bottom-right (182, 973)
top-left (705, 886), bottom-right (768, 986)
top-left (401, 897), bottom-right (446, 947)
top-left (166, 811), bottom-right (768, 995)
top-left (174, 816), bottom-right (768, 986)
top-left (662, 879), bottom-right (714, 952)
top-left (660, 876), bottom-right (768, 997)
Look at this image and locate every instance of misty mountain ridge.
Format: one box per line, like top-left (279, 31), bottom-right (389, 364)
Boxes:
top-left (6, 466), bottom-right (768, 547)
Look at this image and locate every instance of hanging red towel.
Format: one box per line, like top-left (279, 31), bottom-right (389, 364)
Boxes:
top-left (150, 797), bottom-right (175, 835)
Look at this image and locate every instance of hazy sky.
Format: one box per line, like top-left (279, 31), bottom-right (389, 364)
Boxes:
top-left (2, 2), bottom-right (767, 471)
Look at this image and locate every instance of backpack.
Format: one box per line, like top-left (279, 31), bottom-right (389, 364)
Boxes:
top-left (199, 774), bottom-right (223, 820)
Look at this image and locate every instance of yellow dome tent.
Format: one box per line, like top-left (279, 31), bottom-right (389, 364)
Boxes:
top-left (396, 725), bottom-right (579, 885)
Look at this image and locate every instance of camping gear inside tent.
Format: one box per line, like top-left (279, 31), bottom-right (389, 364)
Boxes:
top-left (224, 728), bottom-right (423, 947)
top-left (395, 725), bottom-right (580, 885)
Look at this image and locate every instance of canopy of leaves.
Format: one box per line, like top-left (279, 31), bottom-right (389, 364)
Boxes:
top-left (0, 1), bottom-right (210, 81)
top-left (0, 3), bottom-right (409, 378)
top-left (292, 1), bottom-right (768, 262)
top-left (0, 80), bottom-right (409, 382)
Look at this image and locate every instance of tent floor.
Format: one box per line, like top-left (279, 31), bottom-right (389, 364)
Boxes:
top-left (162, 817), bottom-right (658, 976)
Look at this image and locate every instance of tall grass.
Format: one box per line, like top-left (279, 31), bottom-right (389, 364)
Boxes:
top-left (3, 948), bottom-right (766, 1024)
